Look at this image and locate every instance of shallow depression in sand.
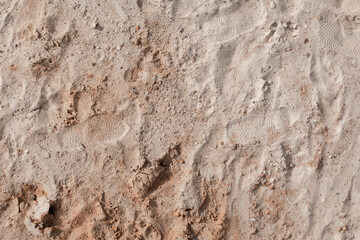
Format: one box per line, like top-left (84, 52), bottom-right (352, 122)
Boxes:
top-left (202, 0), bottom-right (267, 44)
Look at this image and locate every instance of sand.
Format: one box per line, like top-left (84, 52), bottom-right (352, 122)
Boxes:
top-left (0, 0), bottom-right (360, 239)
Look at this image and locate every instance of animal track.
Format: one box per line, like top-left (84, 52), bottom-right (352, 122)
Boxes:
top-left (131, 218), bottom-right (162, 240)
top-left (129, 144), bottom-right (180, 198)
top-left (342, 0), bottom-right (360, 14)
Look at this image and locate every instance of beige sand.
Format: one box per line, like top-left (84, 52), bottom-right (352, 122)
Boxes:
top-left (1, 0), bottom-right (360, 239)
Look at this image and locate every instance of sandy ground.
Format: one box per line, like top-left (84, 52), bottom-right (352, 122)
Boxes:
top-left (0, 0), bottom-right (360, 239)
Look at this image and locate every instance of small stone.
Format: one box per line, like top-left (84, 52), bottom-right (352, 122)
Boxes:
top-left (339, 212), bottom-right (347, 218)
top-left (19, 202), bottom-right (26, 212)
top-left (270, 1), bottom-right (276, 9)
top-left (336, 225), bottom-right (347, 232)
top-left (283, 233), bottom-right (292, 239)
top-left (290, 163), bottom-right (295, 168)
top-left (232, 143), bottom-right (239, 150)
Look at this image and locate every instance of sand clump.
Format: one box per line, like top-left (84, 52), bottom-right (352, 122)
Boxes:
top-left (1, 0), bottom-right (360, 239)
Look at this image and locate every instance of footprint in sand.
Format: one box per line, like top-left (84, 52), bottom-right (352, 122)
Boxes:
top-left (226, 109), bottom-right (289, 145)
top-left (318, 12), bottom-right (360, 58)
top-left (202, 1), bottom-right (266, 44)
top-left (85, 114), bottom-right (129, 145)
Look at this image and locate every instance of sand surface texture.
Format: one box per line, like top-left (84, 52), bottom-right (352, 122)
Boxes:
top-left (1, 0), bottom-right (360, 239)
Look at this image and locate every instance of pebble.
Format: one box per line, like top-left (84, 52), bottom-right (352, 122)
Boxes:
top-left (283, 233), bottom-right (292, 239)
top-left (270, 1), bottom-right (276, 9)
top-left (232, 143), bottom-right (239, 151)
top-left (19, 202), bottom-right (26, 212)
